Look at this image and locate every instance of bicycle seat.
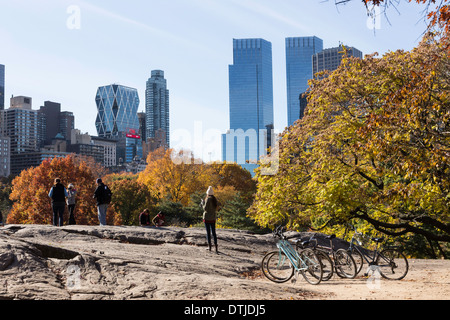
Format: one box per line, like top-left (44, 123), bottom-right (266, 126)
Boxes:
top-left (325, 234), bottom-right (336, 240)
top-left (371, 237), bottom-right (384, 243)
top-left (295, 239), bottom-right (310, 247)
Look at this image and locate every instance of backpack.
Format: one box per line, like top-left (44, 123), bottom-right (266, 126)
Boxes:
top-left (103, 185), bottom-right (112, 204)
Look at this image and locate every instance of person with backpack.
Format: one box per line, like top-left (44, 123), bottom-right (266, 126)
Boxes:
top-left (48, 178), bottom-right (68, 227)
top-left (93, 178), bottom-right (112, 226)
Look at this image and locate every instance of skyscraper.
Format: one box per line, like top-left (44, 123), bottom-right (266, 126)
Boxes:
top-left (1, 96), bottom-right (39, 175)
top-left (145, 70), bottom-right (169, 149)
top-left (95, 84), bottom-right (142, 163)
top-left (285, 36), bottom-right (323, 126)
top-left (0, 64), bottom-right (5, 110)
top-left (95, 84), bottom-right (140, 138)
top-left (312, 44), bottom-right (363, 75)
top-left (222, 38), bottom-right (274, 170)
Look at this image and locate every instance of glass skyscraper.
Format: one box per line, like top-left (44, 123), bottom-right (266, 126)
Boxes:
top-left (285, 36), bottom-right (323, 126)
top-left (222, 38), bottom-right (274, 170)
top-left (145, 70), bottom-right (169, 149)
top-left (0, 64), bottom-right (5, 110)
top-left (95, 84), bottom-right (142, 163)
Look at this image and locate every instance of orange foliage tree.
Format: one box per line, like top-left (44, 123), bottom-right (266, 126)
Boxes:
top-left (7, 155), bottom-right (119, 225)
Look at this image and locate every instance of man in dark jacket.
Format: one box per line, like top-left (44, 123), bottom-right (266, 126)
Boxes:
top-left (48, 178), bottom-right (68, 226)
top-left (93, 178), bottom-right (111, 226)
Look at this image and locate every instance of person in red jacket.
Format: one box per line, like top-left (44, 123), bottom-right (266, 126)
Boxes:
top-left (152, 211), bottom-right (165, 227)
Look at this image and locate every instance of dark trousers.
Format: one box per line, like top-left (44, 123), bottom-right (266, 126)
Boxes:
top-left (205, 222), bottom-right (217, 246)
top-left (68, 204), bottom-right (76, 225)
top-left (52, 202), bottom-right (65, 227)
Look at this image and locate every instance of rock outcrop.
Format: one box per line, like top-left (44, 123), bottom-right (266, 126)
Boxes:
top-left (1, 224), bottom-right (327, 300)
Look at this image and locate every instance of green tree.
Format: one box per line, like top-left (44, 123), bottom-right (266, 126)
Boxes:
top-left (105, 173), bottom-right (154, 226)
top-left (219, 192), bottom-right (263, 232)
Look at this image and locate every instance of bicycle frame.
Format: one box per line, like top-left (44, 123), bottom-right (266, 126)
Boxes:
top-left (276, 238), bottom-right (310, 272)
top-left (348, 232), bottom-right (380, 264)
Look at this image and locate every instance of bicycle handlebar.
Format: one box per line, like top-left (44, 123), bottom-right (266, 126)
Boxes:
top-left (272, 225), bottom-right (287, 240)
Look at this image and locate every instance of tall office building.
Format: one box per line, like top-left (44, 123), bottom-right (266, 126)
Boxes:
top-left (222, 38), bottom-right (274, 171)
top-left (95, 84), bottom-right (142, 163)
top-left (38, 101), bottom-right (74, 146)
top-left (0, 64), bottom-right (5, 110)
top-left (1, 96), bottom-right (39, 175)
top-left (285, 37), bottom-right (323, 126)
top-left (312, 44), bottom-right (363, 75)
top-left (145, 70), bottom-right (169, 149)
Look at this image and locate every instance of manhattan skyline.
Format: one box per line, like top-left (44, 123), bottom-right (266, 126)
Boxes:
top-left (0, 0), bottom-right (433, 161)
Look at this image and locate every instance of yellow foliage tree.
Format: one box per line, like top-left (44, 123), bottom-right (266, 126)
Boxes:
top-left (250, 36), bottom-right (450, 249)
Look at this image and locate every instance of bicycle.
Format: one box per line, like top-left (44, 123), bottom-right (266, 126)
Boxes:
top-left (347, 227), bottom-right (409, 280)
top-left (261, 226), bottom-right (323, 285)
top-left (296, 234), bottom-right (357, 281)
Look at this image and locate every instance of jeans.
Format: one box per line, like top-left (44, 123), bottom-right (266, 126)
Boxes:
top-left (97, 204), bottom-right (108, 226)
top-left (205, 222), bottom-right (217, 246)
top-left (52, 202), bottom-right (65, 227)
top-left (68, 204), bottom-right (76, 225)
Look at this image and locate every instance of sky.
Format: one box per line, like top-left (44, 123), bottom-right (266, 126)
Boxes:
top-left (0, 0), bottom-right (433, 161)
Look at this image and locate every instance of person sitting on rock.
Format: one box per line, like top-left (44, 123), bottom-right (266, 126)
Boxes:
top-left (139, 209), bottom-right (151, 226)
top-left (152, 211), bottom-right (165, 227)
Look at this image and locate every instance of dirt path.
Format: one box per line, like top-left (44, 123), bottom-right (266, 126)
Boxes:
top-left (252, 259), bottom-right (450, 300)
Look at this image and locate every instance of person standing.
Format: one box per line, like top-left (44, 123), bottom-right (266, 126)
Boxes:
top-left (93, 178), bottom-right (112, 226)
top-left (202, 186), bottom-right (219, 254)
top-left (66, 183), bottom-right (77, 225)
top-left (48, 178), bottom-right (68, 227)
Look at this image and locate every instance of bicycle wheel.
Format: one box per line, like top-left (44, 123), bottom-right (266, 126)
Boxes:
top-left (334, 249), bottom-right (357, 279)
top-left (261, 251), bottom-right (294, 283)
top-left (348, 248), bottom-right (364, 276)
top-left (298, 248), bottom-right (323, 285)
top-left (376, 248), bottom-right (409, 280)
top-left (315, 250), bottom-right (333, 281)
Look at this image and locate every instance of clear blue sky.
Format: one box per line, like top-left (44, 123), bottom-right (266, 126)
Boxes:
top-left (0, 0), bottom-right (432, 161)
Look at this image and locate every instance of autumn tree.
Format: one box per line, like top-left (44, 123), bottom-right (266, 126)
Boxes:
top-left (7, 155), bottom-right (119, 225)
top-left (138, 148), bottom-right (211, 206)
top-left (138, 148), bottom-right (258, 228)
top-left (250, 36), bottom-right (449, 257)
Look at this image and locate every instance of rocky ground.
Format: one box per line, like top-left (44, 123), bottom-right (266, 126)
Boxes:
top-left (0, 224), bottom-right (448, 300)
